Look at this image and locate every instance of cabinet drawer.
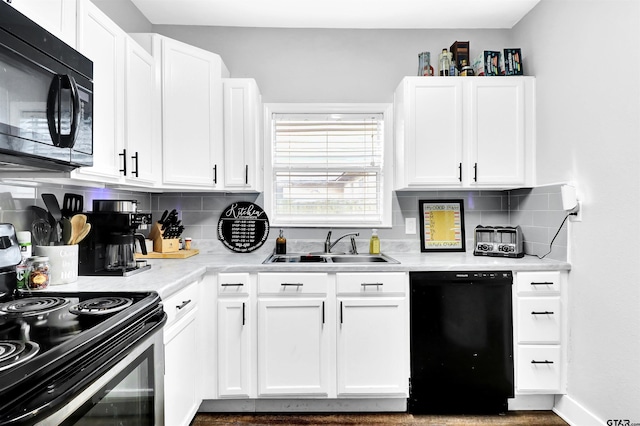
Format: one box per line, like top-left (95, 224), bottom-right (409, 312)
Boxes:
top-left (163, 282), bottom-right (198, 328)
top-left (517, 271), bottom-right (561, 294)
top-left (258, 273), bottom-right (328, 295)
top-left (218, 273), bottom-right (250, 295)
top-left (516, 345), bottom-right (562, 392)
top-left (517, 298), bottom-right (561, 343)
top-left (336, 272), bottom-right (406, 295)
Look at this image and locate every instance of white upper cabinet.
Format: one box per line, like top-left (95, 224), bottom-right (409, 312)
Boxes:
top-left (129, 34), bottom-right (229, 188)
top-left (72, 0), bottom-right (126, 183)
top-left (9, 0), bottom-right (77, 47)
top-left (467, 78), bottom-right (530, 185)
top-left (123, 38), bottom-right (161, 186)
top-left (222, 78), bottom-right (263, 191)
top-left (394, 78), bottom-right (464, 187)
top-left (394, 76), bottom-right (535, 189)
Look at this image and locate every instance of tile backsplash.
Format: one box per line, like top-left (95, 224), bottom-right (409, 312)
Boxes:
top-left (0, 182), bottom-right (568, 261)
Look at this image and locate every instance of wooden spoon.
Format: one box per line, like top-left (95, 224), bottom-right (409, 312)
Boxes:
top-left (72, 223), bottom-right (91, 245)
top-left (70, 214), bottom-right (87, 244)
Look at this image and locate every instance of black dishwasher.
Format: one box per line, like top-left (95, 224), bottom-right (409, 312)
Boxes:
top-left (409, 271), bottom-right (514, 414)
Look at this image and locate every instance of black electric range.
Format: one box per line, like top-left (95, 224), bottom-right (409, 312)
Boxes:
top-left (0, 290), bottom-right (165, 425)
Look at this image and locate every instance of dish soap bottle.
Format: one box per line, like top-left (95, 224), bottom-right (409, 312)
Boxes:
top-left (276, 229), bottom-right (287, 254)
top-left (369, 229), bottom-right (380, 255)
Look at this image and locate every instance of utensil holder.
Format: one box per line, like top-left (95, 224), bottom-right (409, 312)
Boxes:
top-left (149, 223), bottom-right (180, 253)
top-left (34, 244), bottom-right (78, 285)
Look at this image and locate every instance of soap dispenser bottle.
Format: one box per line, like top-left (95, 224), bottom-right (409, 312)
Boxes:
top-left (276, 229), bottom-right (287, 254)
top-left (369, 229), bottom-right (380, 255)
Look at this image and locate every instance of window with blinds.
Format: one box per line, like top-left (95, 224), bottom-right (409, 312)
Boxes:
top-left (270, 112), bottom-right (386, 225)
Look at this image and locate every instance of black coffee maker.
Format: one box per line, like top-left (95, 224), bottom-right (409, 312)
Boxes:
top-left (78, 200), bottom-right (152, 277)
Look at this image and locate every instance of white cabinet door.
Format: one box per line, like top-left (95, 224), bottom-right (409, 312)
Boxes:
top-left (73, 0), bottom-right (125, 182)
top-left (257, 298), bottom-right (329, 396)
top-left (123, 37), bottom-right (161, 186)
top-left (516, 345), bottom-right (562, 393)
top-left (394, 76), bottom-right (534, 189)
top-left (394, 77), bottom-right (463, 187)
top-left (164, 308), bottom-right (200, 426)
top-left (161, 37), bottom-right (223, 187)
top-left (218, 298), bottom-right (251, 398)
top-left (337, 297), bottom-right (408, 396)
top-left (9, 0), bottom-right (76, 47)
top-left (223, 78), bottom-right (262, 190)
top-left (467, 78), bottom-right (528, 186)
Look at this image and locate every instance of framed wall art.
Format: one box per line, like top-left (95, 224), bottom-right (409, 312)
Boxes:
top-left (418, 199), bottom-right (466, 252)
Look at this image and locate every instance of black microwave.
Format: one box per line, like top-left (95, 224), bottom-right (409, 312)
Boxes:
top-left (0, 2), bottom-right (93, 172)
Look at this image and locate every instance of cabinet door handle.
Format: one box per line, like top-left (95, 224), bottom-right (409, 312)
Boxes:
top-left (322, 301), bottom-right (325, 325)
top-left (213, 164), bottom-right (217, 184)
top-left (176, 299), bottom-right (191, 310)
top-left (530, 282), bottom-right (554, 286)
top-left (119, 149), bottom-right (127, 176)
top-left (531, 311), bottom-right (555, 315)
top-left (245, 164), bottom-right (249, 185)
top-left (242, 302), bottom-right (246, 326)
top-left (221, 283), bottom-right (244, 287)
top-left (281, 283), bottom-right (303, 287)
top-left (473, 162), bottom-right (478, 182)
top-left (131, 151), bottom-right (139, 177)
top-left (458, 163), bottom-right (462, 182)
top-left (361, 282), bottom-right (383, 287)
top-left (531, 360), bottom-right (554, 364)
top-left (340, 301), bottom-right (343, 324)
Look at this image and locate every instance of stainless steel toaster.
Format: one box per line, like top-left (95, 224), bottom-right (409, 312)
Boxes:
top-left (473, 225), bottom-right (524, 258)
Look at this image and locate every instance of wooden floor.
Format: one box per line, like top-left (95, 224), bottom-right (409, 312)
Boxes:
top-left (191, 412), bottom-right (568, 425)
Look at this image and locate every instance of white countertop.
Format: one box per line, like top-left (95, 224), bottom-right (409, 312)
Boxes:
top-left (46, 252), bottom-right (570, 300)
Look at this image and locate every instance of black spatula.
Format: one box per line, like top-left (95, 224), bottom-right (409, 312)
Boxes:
top-left (61, 193), bottom-right (84, 217)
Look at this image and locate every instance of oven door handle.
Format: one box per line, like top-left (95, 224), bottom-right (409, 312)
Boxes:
top-left (47, 74), bottom-right (80, 148)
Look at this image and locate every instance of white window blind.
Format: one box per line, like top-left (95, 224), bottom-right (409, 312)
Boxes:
top-left (271, 112), bottom-right (385, 225)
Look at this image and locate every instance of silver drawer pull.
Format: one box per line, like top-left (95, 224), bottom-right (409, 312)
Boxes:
top-left (176, 300), bottom-right (191, 310)
top-left (531, 311), bottom-right (555, 315)
top-left (361, 282), bottom-right (383, 287)
top-left (530, 282), bottom-right (554, 286)
top-left (531, 360), bottom-right (554, 364)
top-left (221, 283), bottom-right (244, 287)
top-left (281, 283), bottom-right (303, 287)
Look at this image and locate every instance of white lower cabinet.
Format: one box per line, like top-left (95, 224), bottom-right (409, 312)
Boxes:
top-left (336, 272), bottom-right (409, 397)
top-left (516, 345), bottom-right (562, 392)
top-left (514, 270), bottom-right (567, 395)
top-left (257, 273), bottom-right (330, 397)
top-left (163, 282), bottom-right (200, 426)
top-left (217, 273), bottom-right (253, 398)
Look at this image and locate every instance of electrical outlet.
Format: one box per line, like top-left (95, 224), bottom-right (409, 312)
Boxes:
top-left (569, 201), bottom-right (582, 222)
top-left (405, 218), bottom-right (417, 234)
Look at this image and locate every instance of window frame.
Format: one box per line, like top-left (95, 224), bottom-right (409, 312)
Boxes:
top-left (263, 103), bottom-right (394, 228)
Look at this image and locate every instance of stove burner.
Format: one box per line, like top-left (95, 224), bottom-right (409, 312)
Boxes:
top-left (68, 297), bottom-right (134, 316)
top-left (0, 340), bottom-right (40, 372)
top-left (0, 297), bottom-right (70, 317)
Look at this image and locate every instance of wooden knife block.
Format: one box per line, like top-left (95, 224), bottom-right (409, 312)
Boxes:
top-left (148, 223), bottom-right (180, 253)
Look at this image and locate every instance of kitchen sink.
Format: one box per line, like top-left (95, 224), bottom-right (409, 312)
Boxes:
top-left (265, 254), bottom-right (328, 263)
top-left (263, 253), bottom-right (399, 264)
top-left (330, 255), bottom-right (393, 263)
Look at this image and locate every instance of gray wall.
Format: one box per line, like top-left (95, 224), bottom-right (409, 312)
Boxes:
top-left (147, 188), bottom-right (567, 260)
top-left (153, 26), bottom-right (512, 103)
top-left (512, 0), bottom-right (640, 422)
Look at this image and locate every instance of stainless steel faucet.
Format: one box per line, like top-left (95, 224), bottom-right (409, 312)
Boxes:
top-left (324, 231), bottom-right (359, 254)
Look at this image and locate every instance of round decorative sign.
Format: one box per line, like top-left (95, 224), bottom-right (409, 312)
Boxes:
top-left (217, 202), bottom-right (270, 253)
